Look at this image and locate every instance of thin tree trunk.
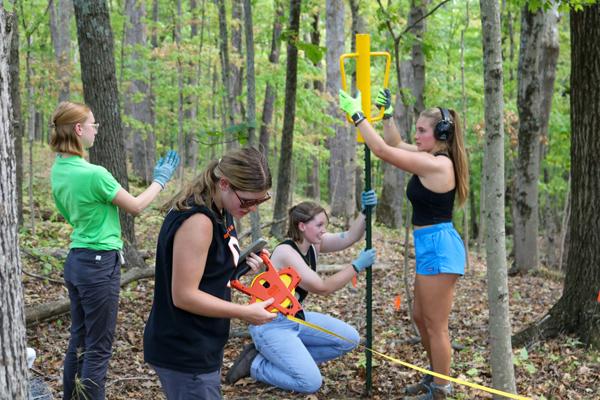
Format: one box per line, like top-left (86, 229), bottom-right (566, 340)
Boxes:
top-left (8, 9), bottom-right (23, 226)
top-left (243, 0), bottom-right (261, 241)
top-left (0, 9), bottom-right (28, 397)
top-left (73, 0), bottom-right (144, 269)
top-left (175, 0), bottom-right (185, 186)
top-left (186, 0), bottom-right (199, 168)
top-left (480, 0), bottom-right (518, 395)
top-left (557, 174), bottom-right (570, 272)
top-left (305, 9), bottom-right (322, 201)
top-left (513, 6), bottom-right (545, 273)
top-left (460, 0), bottom-right (470, 268)
top-left (326, 0), bottom-right (353, 219)
top-left (258, 0), bottom-right (284, 155)
top-left (231, 0), bottom-right (244, 125)
top-left (49, 0), bottom-right (72, 102)
top-left (124, 0), bottom-right (155, 184)
top-left (270, 0), bottom-right (301, 239)
top-left (215, 0), bottom-right (235, 138)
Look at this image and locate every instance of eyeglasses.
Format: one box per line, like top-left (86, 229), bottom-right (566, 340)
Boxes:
top-left (232, 189), bottom-right (271, 209)
top-left (85, 123), bottom-right (100, 130)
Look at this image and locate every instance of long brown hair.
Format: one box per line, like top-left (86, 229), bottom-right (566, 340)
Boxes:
top-left (166, 147), bottom-right (271, 211)
top-left (286, 201), bottom-right (329, 242)
top-left (49, 101), bottom-right (90, 157)
top-left (420, 107), bottom-right (469, 206)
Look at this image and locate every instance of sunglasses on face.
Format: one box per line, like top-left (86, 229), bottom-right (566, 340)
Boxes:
top-left (232, 189), bottom-right (271, 209)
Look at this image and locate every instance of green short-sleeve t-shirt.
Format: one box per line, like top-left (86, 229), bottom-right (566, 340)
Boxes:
top-left (51, 155), bottom-right (123, 250)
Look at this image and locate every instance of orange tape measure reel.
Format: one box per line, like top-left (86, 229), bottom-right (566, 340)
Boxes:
top-left (230, 252), bottom-right (305, 320)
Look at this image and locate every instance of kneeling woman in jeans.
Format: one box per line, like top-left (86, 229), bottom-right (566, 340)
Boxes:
top-left (226, 193), bottom-right (377, 393)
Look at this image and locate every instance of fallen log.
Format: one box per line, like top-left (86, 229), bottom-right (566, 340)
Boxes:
top-left (26, 265), bottom-right (155, 327)
top-left (317, 263), bottom-right (392, 273)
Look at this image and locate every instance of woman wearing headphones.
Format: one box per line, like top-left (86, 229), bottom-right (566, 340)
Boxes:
top-left (339, 89), bottom-right (469, 400)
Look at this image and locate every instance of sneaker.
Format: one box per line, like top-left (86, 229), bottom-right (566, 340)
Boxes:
top-left (225, 343), bottom-right (258, 384)
top-left (430, 383), bottom-right (452, 400)
top-left (404, 383), bottom-right (451, 400)
top-left (404, 374), bottom-right (433, 395)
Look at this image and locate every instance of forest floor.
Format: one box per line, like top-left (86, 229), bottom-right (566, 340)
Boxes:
top-left (22, 145), bottom-right (600, 399)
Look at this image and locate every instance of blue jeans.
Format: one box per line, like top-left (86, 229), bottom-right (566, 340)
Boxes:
top-left (249, 312), bottom-right (359, 393)
top-left (151, 365), bottom-right (221, 400)
top-left (63, 248), bottom-right (121, 400)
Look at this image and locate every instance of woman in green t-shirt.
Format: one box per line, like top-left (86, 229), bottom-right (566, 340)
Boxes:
top-left (49, 101), bottom-right (179, 400)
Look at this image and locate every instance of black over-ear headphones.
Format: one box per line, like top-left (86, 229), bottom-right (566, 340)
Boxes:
top-left (434, 108), bottom-right (454, 141)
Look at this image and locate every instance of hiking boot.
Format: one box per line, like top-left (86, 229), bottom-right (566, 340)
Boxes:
top-left (225, 343), bottom-right (258, 384)
top-left (403, 383), bottom-right (452, 400)
top-left (404, 374), bottom-right (433, 395)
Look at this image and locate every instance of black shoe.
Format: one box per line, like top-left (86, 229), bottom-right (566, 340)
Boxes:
top-left (225, 343), bottom-right (258, 384)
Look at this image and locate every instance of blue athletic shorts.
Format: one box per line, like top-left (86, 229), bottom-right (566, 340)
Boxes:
top-left (413, 222), bottom-right (466, 276)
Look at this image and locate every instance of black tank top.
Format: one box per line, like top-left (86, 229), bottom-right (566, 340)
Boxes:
top-left (277, 239), bottom-right (316, 303)
top-left (144, 204), bottom-right (239, 373)
top-left (406, 153), bottom-right (455, 226)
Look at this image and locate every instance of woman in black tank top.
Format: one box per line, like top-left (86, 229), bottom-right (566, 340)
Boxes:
top-left (226, 196), bottom-right (377, 393)
top-left (340, 90), bottom-right (469, 400)
top-left (144, 147), bottom-right (275, 400)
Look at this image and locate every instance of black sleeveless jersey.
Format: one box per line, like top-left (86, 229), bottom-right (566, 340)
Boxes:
top-left (277, 239), bottom-right (316, 303)
top-left (144, 204), bottom-right (240, 373)
top-left (406, 153), bottom-right (456, 226)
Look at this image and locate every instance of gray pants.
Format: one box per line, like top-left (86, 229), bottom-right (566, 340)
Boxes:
top-left (152, 365), bottom-right (221, 400)
top-left (62, 248), bottom-right (121, 400)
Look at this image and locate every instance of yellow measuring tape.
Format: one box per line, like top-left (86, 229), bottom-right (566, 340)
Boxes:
top-left (287, 315), bottom-right (532, 400)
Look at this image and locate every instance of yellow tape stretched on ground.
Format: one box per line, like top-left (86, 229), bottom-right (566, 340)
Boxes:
top-left (287, 315), bottom-right (532, 400)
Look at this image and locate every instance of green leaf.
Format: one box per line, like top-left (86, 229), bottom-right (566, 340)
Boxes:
top-left (518, 347), bottom-right (529, 361)
top-left (524, 363), bottom-right (537, 374)
top-left (296, 41), bottom-right (326, 65)
top-left (466, 368), bottom-right (479, 376)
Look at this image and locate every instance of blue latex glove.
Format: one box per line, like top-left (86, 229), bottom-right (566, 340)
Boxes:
top-left (153, 150), bottom-right (180, 188)
top-left (361, 190), bottom-right (378, 213)
top-left (352, 248), bottom-right (376, 273)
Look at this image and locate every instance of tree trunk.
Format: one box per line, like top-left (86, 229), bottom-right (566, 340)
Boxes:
top-left (243, 0), bottom-right (262, 241)
top-left (49, 0), bottom-right (73, 102)
top-left (175, 0), bottom-right (185, 185)
top-left (513, 3), bottom-right (600, 350)
top-left (124, 0), bottom-right (156, 184)
top-left (409, 0), bottom-right (427, 116)
top-left (231, 0), bottom-right (244, 125)
top-left (538, 6), bottom-right (560, 267)
top-left (270, 0), bottom-right (301, 239)
top-left (326, 0), bottom-right (354, 219)
top-left (185, 0), bottom-right (200, 169)
top-left (8, 10), bottom-right (23, 226)
top-left (376, 0), bottom-right (428, 229)
top-left (258, 0), bottom-right (284, 155)
top-left (513, 6), bottom-right (545, 273)
top-left (73, 0), bottom-right (144, 269)
top-left (479, 0), bottom-right (518, 396)
top-left (0, 9), bottom-right (28, 398)
top-left (215, 0), bottom-right (235, 137)
top-left (305, 9), bottom-right (321, 201)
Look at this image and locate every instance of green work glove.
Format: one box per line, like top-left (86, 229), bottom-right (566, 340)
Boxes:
top-left (376, 88), bottom-right (394, 120)
top-left (339, 89), bottom-right (366, 126)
